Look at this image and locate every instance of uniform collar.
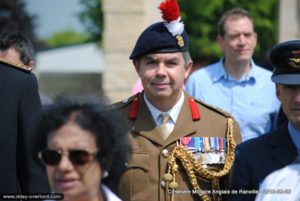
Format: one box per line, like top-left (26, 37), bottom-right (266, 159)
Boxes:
top-left (269, 124), bottom-right (298, 165)
top-left (288, 122), bottom-right (300, 153)
top-left (101, 184), bottom-right (122, 201)
top-left (143, 91), bottom-right (184, 125)
top-left (132, 92), bottom-right (198, 146)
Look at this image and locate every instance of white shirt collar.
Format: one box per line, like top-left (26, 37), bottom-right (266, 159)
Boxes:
top-left (144, 91), bottom-right (185, 126)
top-left (46, 185), bottom-right (121, 201)
top-left (102, 184), bottom-right (122, 201)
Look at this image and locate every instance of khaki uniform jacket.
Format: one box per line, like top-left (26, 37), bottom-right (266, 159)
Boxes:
top-left (113, 92), bottom-right (242, 201)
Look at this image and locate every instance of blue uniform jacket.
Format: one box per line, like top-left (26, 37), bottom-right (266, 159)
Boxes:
top-left (0, 61), bottom-right (50, 197)
top-left (228, 123), bottom-right (298, 201)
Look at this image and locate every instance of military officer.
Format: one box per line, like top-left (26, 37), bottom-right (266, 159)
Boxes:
top-left (111, 0), bottom-right (242, 201)
top-left (0, 57), bottom-right (50, 196)
top-left (228, 39), bottom-right (300, 201)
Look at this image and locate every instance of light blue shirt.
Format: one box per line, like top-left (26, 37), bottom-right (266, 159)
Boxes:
top-left (185, 59), bottom-right (280, 141)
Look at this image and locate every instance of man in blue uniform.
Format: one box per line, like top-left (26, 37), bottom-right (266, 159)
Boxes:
top-left (0, 32), bottom-right (52, 105)
top-left (0, 33), bottom-right (50, 197)
top-left (228, 39), bottom-right (300, 201)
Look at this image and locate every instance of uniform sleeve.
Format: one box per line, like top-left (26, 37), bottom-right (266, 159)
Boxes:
top-left (17, 73), bottom-right (50, 193)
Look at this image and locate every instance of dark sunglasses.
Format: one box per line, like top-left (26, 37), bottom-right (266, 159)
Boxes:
top-left (38, 149), bottom-right (99, 166)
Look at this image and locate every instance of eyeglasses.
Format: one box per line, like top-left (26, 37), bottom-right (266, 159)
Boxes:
top-left (38, 149), bottom-right (99, 166)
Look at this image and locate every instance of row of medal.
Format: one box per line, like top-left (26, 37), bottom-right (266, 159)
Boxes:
top-left (180, 137), bottom-right (227, 164)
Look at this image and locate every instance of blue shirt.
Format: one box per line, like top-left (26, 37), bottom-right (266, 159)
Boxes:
top-left (185, 59), bottom-right (280, 141)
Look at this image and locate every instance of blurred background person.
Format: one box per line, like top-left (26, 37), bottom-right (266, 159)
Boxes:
top-left (0, 31), bottom-right (52, 105)
top-left (131, 78), bottom-right (143, 95)
top-left (185, 8), bottom-right (280, 141)
top-left (34, 98), bottom-right (132, 201)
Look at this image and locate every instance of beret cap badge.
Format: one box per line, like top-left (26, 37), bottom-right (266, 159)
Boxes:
top-left (176, 35), bottom-right (184, 47)
top-left (159, 0), bottom-right (185, 48)
top-left (129, 0), bottom-right (188, 60)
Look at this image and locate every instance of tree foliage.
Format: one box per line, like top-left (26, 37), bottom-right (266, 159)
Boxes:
top-left (46, 30), bottom-right (89, 47)
top-left (0, 0), bottom-right (36, 41)
top-left (178, 0), bottom-right (279, 66)
top-left (75, 0), bottom-right (278, 67)
top-left (78, 0), bottom-right (103, 43)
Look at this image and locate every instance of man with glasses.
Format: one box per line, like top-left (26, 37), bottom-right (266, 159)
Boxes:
top-left (185, 8), bottom-right (280, 142)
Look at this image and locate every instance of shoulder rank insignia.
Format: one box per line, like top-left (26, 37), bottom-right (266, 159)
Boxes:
top-left (188, 98), bottom-right (201, 120)
top-left (128, 95), bottom-right (140, 120)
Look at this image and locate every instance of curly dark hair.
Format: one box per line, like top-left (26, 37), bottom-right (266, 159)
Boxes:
top-left (33, 98), bottom-right (132, 188)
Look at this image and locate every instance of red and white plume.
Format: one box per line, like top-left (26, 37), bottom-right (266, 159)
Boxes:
top-left (158, 0), bottom-right (184, 37)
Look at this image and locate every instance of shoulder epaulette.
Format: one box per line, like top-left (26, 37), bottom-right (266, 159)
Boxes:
top-left (0, 58), bottom-right (32, 72)
top-left (110, 93), bottom-right (140, 111)
top-left (192, 98), bottom-right (233, 119)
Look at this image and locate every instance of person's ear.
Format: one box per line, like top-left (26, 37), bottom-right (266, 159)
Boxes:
top-left (184, 60), bottom-right (193, 81)
top-left (217, 35), bottom-right (225, 50)
top-left (28, 60), bottom-right (35, 68)
top-left (133, 60), bottom-right (140, 74)
top-left (276, 84), bottom-right (281, 100)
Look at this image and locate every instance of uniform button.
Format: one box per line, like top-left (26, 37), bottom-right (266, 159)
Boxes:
top-left (162, 149), bottom-right (169, 158)
top-left (161, 180), bottom-right (166, 188)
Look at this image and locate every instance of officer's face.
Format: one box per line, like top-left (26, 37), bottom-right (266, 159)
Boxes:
top-left (134, 52), bottom-right (192, 110)
top-left (276, 84), bottom-right (300, 130)
top-left (218, 16), bottom-right (257, 65)
top-left (45, 122), bottom-right (102, 201)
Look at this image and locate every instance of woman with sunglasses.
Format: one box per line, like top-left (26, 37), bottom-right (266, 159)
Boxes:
top-left (34, 98), bottom-right (132, 201)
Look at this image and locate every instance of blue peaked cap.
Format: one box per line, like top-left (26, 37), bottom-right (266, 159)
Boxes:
top-left (269, 40), bottom-right (300, 85)
top-left (129, 22), bottom-right (189, 60)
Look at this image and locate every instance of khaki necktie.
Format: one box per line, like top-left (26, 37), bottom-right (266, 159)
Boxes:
top-left (158, 113), bottom-right (171, 140)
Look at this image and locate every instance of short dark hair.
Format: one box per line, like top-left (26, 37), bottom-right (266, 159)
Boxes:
top-left (0, 32), bottom-right (34, 65)
top-left (33, 98), bottom-right (132, 179)
top-left (217, 8), bottom-right (254, 37)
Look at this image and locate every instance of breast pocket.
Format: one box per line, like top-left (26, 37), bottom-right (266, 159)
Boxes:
top-left (118, 153), bottom-right (150, 201)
